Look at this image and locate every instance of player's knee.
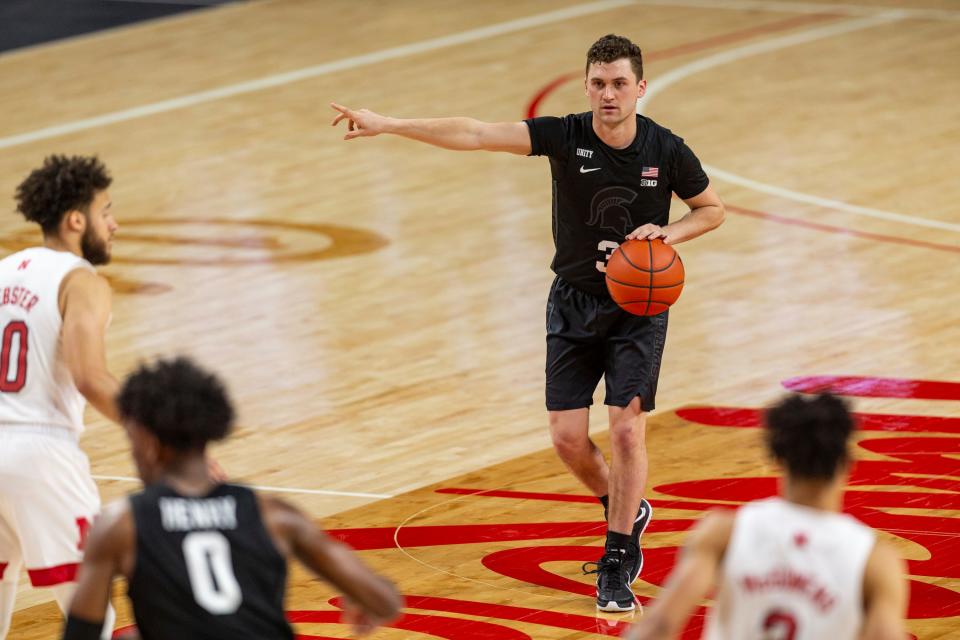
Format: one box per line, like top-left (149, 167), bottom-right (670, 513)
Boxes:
top-left (609, 417), bottom-right (643, 450)
top-left (550, 429), bottom-right (591, 461)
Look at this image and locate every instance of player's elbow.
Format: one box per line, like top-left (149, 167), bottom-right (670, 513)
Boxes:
top-left (708, 200), bottom-right (726, 230)
top-left (471, 125), bottom-right (495, 151)
top-left (72, 369), bottom-right (97, 400)
top-left (73, 367), bottom-right (105, 400)
top-left (73, 368), bottom-right (117, 418)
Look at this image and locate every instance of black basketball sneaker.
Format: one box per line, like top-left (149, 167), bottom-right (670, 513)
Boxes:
top-left (582, 548), bottom-right (636, 612)
top-left (603, 498), bottom-right (653, 584)
top-left (625, 498), bottom-right (653, 583)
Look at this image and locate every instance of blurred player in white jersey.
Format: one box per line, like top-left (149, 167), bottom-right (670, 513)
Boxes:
top-left (0, 155), bottom-right (119, 638)
top-left (628, 393), bottom-right (907, 640)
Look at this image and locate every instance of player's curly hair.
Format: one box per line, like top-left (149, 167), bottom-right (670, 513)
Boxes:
top-left (764, 393), bottom-right (855, 480)
top-left (118, 356), bottom-right (235, 451)
top-left (586, 34), bottom-right (643, 81)
top-left (14, 155), bottom-right (112, 234)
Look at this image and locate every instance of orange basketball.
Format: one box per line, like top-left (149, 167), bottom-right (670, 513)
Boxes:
top-left (605, 238), bottom-right (685, 316)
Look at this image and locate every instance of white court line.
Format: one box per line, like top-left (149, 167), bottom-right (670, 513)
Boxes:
top-left (4, 0), bottom-right (952, 233)
top-left (642, 11), bottom-right (906, 104)
top-left (701, 167), bottom-right (960, 233)
top-left (0, 1), bottom-right (954, 154)
top-left (0, 0), bottom-right (634, 151)
top-left (92, 474), bottom-right (393, 499)
top-left (392, 487), bottom-right (588, 602)
top-left (639, 10), bottom-right (960, 234)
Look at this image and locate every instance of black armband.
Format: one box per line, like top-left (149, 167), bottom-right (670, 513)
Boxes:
top-left (62, 614), bottom-right (103, 640)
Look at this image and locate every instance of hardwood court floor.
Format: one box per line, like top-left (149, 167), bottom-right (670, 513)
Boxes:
top-left (12, 404), bottom-right (960, 638)
top-left (0, 0), bottom-right (957, 637)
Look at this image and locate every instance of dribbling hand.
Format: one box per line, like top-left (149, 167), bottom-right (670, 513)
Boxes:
top-left (627, 223), bottom-right (672, 244)
top-left (330, 103), bottom-right (388, 140)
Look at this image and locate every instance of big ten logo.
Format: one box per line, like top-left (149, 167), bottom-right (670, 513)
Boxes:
top-left (0, 219), bottom-right (389, 294)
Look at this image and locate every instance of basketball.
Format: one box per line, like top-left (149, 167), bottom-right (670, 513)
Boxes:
top-left (605, 239), bottom-right (685, 316)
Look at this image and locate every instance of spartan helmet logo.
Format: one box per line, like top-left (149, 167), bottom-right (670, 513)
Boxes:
top-left (587, 187), bottom-right (639, 235)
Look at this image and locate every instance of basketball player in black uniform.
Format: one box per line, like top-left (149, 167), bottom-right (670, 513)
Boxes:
top-left (62, 357), bottom-right (401, 639)
top-left (331, 34), bottom-right (724, 611)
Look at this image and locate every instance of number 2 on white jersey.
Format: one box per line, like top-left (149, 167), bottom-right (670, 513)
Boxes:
top-left (182, 531), bottom-right (243, 614)
top-left (763, 609), bottom-right (798, 640)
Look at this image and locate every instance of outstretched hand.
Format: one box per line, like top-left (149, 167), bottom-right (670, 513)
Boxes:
top-left (330, 102), bottom-right (389, 140)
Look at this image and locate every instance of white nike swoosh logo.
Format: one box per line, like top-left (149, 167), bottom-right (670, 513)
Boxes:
top-left (580, 166), bottom-right (601, 173)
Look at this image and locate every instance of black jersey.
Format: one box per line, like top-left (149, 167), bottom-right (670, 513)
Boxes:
top-left (525, 112), bottom-right (709, 296)
top-left (128, 483), bottom-right (293, 640)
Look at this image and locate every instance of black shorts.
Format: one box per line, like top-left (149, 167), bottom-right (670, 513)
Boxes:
top-left (545, 276), bottom-right (668, 411)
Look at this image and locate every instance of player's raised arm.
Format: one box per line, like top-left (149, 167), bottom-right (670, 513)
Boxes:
top-left (627, 510), bottom-right (734, 640)
top-left (262, 495), bottom-right (402, 633)
top-left (859, 540), bottom-right (908, 640)
top-left (59, 269), bottom-right (121, 423)
top-left (330, 102), bottom-right (531, 155)
top-left (62, 502), bottom-right (134, 640)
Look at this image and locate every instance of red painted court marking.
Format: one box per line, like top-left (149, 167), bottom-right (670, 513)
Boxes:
top-left (676, 407), bottom-right (960, 434)
top-left (783, 375), bottom-right (960, 400)
top-left (116, 375), bottom-right (960, 637)
top-left (524, 20), bottom-right (960, 257)
top-left (431, 380), bottom-right (960, 623)
top-left (436, 487), bottom-right (598, 503)
top-left (436, 487), bottom-right (732, 512)
top-left (524, 12), bottom-right (840, 118)
top-left (475, 545), bottom-right (709, 637)
top-left (330, 521), bottom-right (605, 550)
top-left (646, 12), bottom-right (838, 61)
top-left (671, 388), bottom-right (960, 620)
top-left (332, 594), bottom-right (632, 637)
top-left (290, 608), bottom-right (534, 639)
top-left (525, 72), bottom-right (580, 119)
top-left (330, 517), bottom-right (698, 552)
top-left (727, 205), bottom-right (960, 254)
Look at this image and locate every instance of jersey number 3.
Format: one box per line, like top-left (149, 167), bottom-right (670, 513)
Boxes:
top-left (0, 321), bottom-right (28, 393)
top-left (183, 531), bottom-right (243, 615)
top-left (596, 240), bottom-right (620, 273)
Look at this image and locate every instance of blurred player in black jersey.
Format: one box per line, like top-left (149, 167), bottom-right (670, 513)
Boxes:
top-left (331, 33), bottom-right (724, 611)
top-left (62, 357), bottom-right (401, 640)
